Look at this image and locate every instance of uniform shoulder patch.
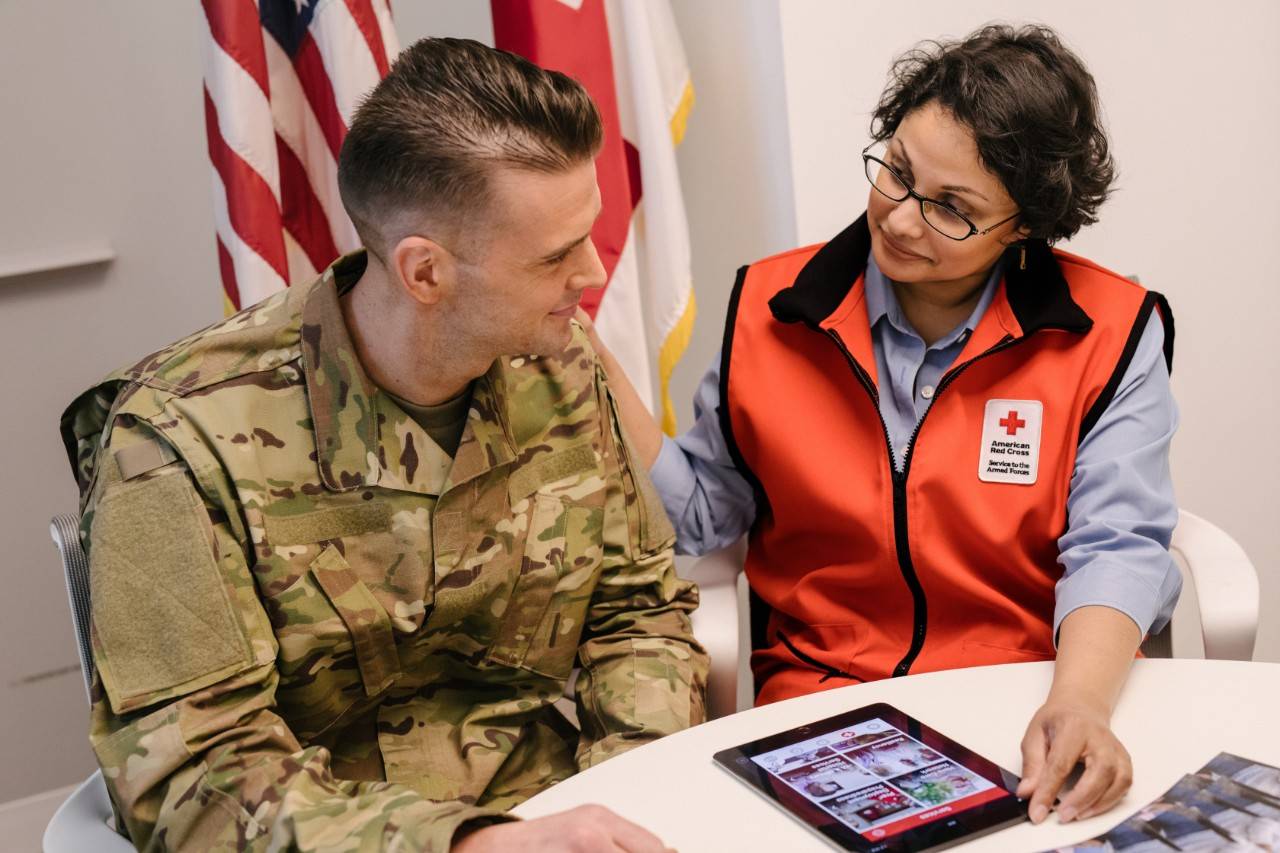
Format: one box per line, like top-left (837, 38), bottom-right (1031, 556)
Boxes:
top-left (90, 470), bottom-right (253, 714)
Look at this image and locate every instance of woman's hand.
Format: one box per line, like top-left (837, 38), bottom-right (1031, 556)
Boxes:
top-left (1019, 605), bottom-right (1142, 825)
top-left (573, 307), bottom-right (665, 468)
top-left (1017, 697), bottom-right (1133, 824)
top-left (574, 306), bottom-right (606, 353)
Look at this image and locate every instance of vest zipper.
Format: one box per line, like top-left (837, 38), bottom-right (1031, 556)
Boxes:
top-left (822, 327), bottom-right (1024, 678)
top-left (821, 329), bottom-right (923, 679)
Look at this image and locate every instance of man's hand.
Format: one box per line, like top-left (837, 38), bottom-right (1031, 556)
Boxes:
top-left (454, 804), bottom-right (675, 853)
top-left (1017, 698), bottom-right (1133, 824)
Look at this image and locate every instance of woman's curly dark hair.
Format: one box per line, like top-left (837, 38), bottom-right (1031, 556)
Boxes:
top-left (870, 24), bottom-right (1115, 243)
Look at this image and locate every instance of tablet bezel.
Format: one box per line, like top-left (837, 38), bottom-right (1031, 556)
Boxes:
top-left (712, 702), bottom-right (1028, 852)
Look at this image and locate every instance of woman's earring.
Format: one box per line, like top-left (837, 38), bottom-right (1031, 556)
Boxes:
top-left (1019, 244), bottom-right (1027, 271)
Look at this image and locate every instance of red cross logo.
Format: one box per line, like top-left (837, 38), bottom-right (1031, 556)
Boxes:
top-left (999, 411), bottom-right (1026, 435)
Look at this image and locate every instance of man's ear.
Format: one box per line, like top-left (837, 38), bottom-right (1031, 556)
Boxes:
top-left (390, 235), bottom-right (455, 307)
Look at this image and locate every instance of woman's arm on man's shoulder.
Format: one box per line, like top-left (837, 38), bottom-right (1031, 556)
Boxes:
top-left (576, 310), bottom-right (756, 556)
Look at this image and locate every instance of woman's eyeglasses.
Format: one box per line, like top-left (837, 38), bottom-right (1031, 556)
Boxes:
top-left (862, 144), bottom-right (1020, 241)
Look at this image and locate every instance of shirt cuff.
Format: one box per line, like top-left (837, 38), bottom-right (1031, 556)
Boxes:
top-left (1052, 559), bottom-right (1171, 647)
top-left (395, 802), bottom-right (518, 852)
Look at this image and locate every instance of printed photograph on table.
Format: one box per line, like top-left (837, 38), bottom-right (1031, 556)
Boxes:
top-left (1201, 752), bottom-right (1280, 799)
top-left (1046, 753), bottom-right (1280, 852)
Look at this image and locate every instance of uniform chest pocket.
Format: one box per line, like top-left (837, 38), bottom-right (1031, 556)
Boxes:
top-left (272, 544), bottom-right (402, 738)
top-left (486, 494), bottom-right (599, 679)
top-left (309, 545), bottom-right (402, 696)
top-left (263, 502), bottom-right (434, 635)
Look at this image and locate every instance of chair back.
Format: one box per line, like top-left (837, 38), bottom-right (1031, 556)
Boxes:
top-left (49, 514), bottom-right (94, 701)
top-left (45, 514), bottom-right (137, 852)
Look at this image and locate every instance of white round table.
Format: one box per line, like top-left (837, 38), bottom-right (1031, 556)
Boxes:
top-left (515, 660), bottom-right (1280, 851)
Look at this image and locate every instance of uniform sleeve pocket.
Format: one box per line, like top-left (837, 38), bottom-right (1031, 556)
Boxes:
top-left (90, 471), bottom-right (254, 714)
top-left (310, 545), bottom-right (401, 696)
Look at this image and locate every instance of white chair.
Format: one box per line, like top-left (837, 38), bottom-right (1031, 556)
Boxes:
top-left (42, 769), bottom-right (127, 853)
top-left (686, 508), bottom-right (1261, 719)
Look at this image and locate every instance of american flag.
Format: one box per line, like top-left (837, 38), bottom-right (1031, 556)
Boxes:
top-left (199, 0), bottom-right (398, 313)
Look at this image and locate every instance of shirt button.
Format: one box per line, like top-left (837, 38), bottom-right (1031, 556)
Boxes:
top-left (920, 385), bottom-right (935, 400)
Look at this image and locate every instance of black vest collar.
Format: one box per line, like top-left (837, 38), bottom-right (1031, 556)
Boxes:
top-left (769, 214), bottom-right (1093, 337)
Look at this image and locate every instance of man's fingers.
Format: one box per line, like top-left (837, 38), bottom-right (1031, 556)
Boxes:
top-left (1029, 729), bottom-right (1085, 824)
top-left (458, 803), bottom-right (673, 853)
top-left (611, 820), bottom-right (670, 853)
top-left (1056, 752), bottom-right (1116, 822)
top-left (1017, 721), bottom-right (1048, 799)
top-left (587, 806), bottom-right (671, 853)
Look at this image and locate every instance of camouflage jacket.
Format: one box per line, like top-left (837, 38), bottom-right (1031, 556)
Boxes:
top-left (60, 253), bottom-right (708, 851)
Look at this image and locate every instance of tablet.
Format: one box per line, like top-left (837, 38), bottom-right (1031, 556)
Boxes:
top-left (713, 703), bottom-right (1027, 852)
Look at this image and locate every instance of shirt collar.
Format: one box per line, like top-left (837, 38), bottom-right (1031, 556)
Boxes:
top-left (862, 251), bottom-right (1003, 349)
top-left (769, 213), bottom-right (1092, 338)
top-left (299, 251), bottom-right (515, 495)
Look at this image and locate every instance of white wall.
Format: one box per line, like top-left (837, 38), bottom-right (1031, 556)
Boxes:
top-left (0, 1), bottom-right (219, 802)
top-left (776, 0), bottom-right (1280, 661)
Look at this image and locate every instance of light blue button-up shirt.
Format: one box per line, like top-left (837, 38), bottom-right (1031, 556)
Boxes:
top-left (650, 252), bottom-right (1181, 639)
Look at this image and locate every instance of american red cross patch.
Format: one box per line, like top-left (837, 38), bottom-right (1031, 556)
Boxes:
top-left (978, 399), bottom-right (1043, 484)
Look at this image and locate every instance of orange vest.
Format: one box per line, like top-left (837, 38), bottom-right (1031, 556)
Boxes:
top-left (721, 216), bottom-right (1173, 705)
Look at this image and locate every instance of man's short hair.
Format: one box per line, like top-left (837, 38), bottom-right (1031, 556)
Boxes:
top-left (338, 37), bottom-right (603, 258)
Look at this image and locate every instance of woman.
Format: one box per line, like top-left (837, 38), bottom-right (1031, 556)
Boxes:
top-left (583, 24), bottom-right (1179, 825)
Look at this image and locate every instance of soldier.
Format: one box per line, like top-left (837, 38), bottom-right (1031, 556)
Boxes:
top-left (61, 37), bottom-right (707, 852)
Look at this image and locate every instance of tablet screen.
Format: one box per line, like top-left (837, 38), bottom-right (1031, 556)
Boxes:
top-left (714, 703), bottom-right (1027, 852)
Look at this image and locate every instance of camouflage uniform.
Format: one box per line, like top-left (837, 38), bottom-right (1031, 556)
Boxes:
top-left (60, 252), bottom-right (708, 851)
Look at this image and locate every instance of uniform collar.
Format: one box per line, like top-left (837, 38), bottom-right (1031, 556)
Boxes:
top-left (769, 213), bottom-right (1093, 338)
top-left (300, 251), bottom-right (516, 495)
